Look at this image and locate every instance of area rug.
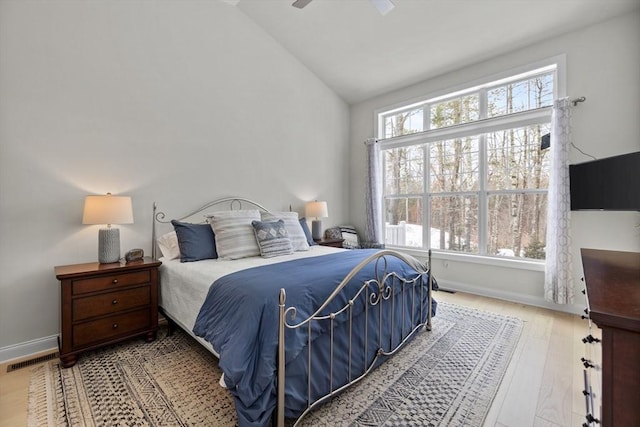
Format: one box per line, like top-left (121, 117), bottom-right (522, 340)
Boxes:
top-left (28, 302), bottom-right (522, 427)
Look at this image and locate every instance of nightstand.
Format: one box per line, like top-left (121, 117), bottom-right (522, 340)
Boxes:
top-left (315, 238), bottom-right (344, 248)
top-left (54, 257), bottom-right (161, 368)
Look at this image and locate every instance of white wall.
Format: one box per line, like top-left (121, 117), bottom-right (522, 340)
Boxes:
top-left (0, 1), bottom-right (350, 359)
top-left (349, 10), bottom-right (640, 313)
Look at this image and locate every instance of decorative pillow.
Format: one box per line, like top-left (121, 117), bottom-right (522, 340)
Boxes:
top-left (170, 220), bottom-right (218, 262)
top-left (261, 211), bottom-right (310, 251)
top-left (157, 230), bottom-right (180, 260)
top-left (208, 210), bottom-right (261, 260)
top-left (251, 219), bottom-right (294, 258)
top-left (324, 227), bottom-right (342, 240)
top-left (298, 217), bottom-right (317, 246)
top-left (339, 225), bottom-right (361, 249)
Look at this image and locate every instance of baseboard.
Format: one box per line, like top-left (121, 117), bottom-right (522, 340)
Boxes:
top-left (0, 334), bottom-right (58, 364)
top-left (437, 279), bottom-right (584, 315)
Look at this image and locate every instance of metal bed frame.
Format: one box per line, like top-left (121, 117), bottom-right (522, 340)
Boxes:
top-left (152, 196), bottom-right (270, 260)
top-left (277, 249), bottom-right (432, 426)
top-left (151, 197), bottom-right (433, 427)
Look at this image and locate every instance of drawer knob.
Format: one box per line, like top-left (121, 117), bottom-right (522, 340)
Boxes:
top-left (581, 357), bottom-right (595, 368)
top-left (112, 299), bottom-right (118, 305)
top-left (112, 323), bottom-right (118, 329)
top-left (582, 334), bottom-right (601, 344)
top-left (585, 414), bottom-right (600, 424)
top-left (112, 279), bottom-right (119, 284)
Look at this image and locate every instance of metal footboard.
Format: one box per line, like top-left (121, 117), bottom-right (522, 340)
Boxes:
top-left (277, 249), bottom-right (433, 427)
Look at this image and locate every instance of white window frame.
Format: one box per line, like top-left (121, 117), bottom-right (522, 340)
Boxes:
top-left (375, 56), bottom-right (566, 269)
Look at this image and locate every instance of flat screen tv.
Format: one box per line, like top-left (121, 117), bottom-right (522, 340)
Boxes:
top-left (569, 151), bottom-right (640, 211)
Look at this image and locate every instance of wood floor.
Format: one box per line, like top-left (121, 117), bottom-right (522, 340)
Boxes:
top-left (0, 291), bottom-right (594, 427)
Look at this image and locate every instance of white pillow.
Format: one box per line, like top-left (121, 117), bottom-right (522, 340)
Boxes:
top-left (208, 210), bottom-right (261, 260)
top-left (157, 231), bottom-right (180, 260)
top-left (261, 211), bottom-right (310, 252)
top-left (340, 225), bottom-right (361, 249)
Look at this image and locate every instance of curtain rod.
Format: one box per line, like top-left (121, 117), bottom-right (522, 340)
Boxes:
top-left (571, 96), bottom-right (586, 106)
top-left (369, 97), bottom-right (587, 144)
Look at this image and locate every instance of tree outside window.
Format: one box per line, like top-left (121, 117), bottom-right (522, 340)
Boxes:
top-left (380, 69), bottom-right (554, 260)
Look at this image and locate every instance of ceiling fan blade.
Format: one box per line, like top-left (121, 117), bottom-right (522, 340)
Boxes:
top-left (291, 0), bottom-right (393, 15)
top-left (292, 0), bottom-right (313, 9)
top-left (370, 0), bottom-right (395, 15)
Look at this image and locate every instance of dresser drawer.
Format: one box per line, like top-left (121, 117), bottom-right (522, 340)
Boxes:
top-left (73, 286), bottom-right (150, 321)
top-left (73, 308), bottom-right (151, 348)
top-left (72, 270), bottom-right (151, 295)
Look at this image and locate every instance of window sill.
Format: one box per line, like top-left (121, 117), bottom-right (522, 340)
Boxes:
top-left (389, 246), bottom-right (546, 272)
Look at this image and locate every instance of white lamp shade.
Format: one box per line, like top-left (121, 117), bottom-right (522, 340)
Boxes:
top-left (83, 194), bottom-right (133, 226)
top-left (305, 201), bottom-right (328, 219)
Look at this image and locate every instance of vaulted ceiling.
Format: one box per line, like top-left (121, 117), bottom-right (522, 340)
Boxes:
top-left (232, 0), bottom-right (640, 104)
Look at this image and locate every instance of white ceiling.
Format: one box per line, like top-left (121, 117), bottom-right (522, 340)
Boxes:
top-left (233, 0), bottom-right (640, 104)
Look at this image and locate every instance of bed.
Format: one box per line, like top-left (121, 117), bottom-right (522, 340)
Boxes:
top-left (152, 197), bottom-right (436, 427)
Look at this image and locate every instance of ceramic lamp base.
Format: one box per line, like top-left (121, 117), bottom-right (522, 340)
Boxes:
top-left (311, 220), bottom-right (323, 241)
top-left (98, 228), bottom-right (120, 263)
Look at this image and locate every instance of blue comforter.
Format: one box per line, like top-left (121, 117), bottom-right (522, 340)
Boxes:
top-left (193, 249), bottom-right (435, 427)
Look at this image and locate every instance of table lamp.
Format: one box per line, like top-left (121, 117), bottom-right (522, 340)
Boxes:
top-left (83, 193), bottom-right (134, 263)
top-left (305, 201), bottom-right (328, 241)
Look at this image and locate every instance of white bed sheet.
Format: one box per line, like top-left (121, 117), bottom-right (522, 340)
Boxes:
top-left (159, 245), bottom-right (344, 357)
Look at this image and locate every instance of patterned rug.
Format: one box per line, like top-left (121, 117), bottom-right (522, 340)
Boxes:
top-left (28, 302), bottom-right (522, 427)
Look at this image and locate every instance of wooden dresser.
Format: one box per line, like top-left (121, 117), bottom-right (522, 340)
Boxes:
top-left (580, 248), bottom-right (640, 427)
top-left (55, 257), bottom-right (161, 367)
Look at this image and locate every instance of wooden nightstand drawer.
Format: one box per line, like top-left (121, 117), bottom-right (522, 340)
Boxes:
top-left (73, 308), bottom-right (151, 348)
top-left (73, 286), bottom-right (151, 321)
top-left (72, 270), bottom-right (151, 295)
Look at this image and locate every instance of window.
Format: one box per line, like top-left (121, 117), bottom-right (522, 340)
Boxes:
top-left (379, 66), bottom-right (555, 260)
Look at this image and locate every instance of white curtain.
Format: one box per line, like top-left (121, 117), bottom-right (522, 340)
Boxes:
top-left (544, 98), bottom-right (574, 304)
top-left (364, 138), bottom-right (383, 244)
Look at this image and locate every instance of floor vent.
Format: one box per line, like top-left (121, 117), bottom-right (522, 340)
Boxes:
top-left (6, 352), bottom-right (59, 373)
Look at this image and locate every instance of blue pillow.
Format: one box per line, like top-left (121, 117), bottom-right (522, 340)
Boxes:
top-left (299, 217), bottom-right (317, 245)
top-left (171, 220), bottom-right (218, 262)
top-left (251, 219), bottom-right (293, 258)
